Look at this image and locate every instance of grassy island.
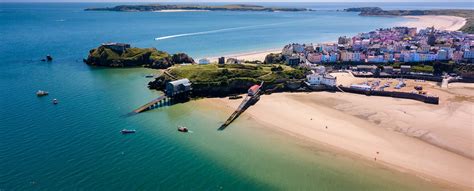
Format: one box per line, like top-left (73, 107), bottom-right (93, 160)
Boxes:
top-left (84, 43), bottom-right (194, 69)
top-left (85, 4), bottom-right (309, 12)
top-left (149, 63), bottom-right (308, 97)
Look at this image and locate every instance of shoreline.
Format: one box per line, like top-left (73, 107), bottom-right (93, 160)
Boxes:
top-left (204, 89), bottom-right (474, 189)
top-left (206, 41), bottom-right (336, 63)
top-left (153, 9), bottom-right (210, 12)
top-left (400, 15), bottom-right (467, 31)
top-left (205, 15), bottom-right (467, 62)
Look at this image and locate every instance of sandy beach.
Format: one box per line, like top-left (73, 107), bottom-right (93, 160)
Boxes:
top-left (206, 15), bottom-right (467, 63)
top-left (196, 15), bottom-right (473, 188)
top-left (154, 9), bottom-right (210, 12)
top-left (200, 75), bottom-right (474, 189)
top-left (401, 15), bottom-right (467, 31)
top-left (208, 48), bottom-right (281, 63)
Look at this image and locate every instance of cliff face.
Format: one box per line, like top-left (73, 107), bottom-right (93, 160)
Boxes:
top-left (84, 45), bottom-right (194, 69)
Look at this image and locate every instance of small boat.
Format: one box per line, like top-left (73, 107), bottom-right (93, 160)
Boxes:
top-left (121, 129), bottom-right (136, 134)
top-left (52, 98), bottom-right (59, 104)
top-left (145, 74), bottom-right (155, 78)
top-left (36, 90), bottom-right (49, 97)
top-left (229, 95), bottom-right (243, 100)
top-left (46, 55), bottom-right (53, 61)
top-left (177, 126), bottom-right (188, 133)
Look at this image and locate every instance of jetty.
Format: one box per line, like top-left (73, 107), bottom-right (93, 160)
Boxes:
top-left (133, 95), bottom-right (169, 113)
top-left (133, 78), bottom-right (192, 114)
top-left (219, 82), bottom-right (263, 130)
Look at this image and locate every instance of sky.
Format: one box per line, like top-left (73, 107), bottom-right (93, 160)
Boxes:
top-left (1, 0), bottom-right (472, 2)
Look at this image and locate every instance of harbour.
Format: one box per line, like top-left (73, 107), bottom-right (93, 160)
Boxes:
top-left (1, 2), bottom-right (473, 190)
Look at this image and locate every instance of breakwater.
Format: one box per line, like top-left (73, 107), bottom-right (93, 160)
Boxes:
top-left (338, 86), bottom-right (439, 104)
top-left (352, 73), bottom-right (443, 82)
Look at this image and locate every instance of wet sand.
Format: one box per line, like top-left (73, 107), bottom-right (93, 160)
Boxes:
top-left (200, 78), bottom-right (474, 189)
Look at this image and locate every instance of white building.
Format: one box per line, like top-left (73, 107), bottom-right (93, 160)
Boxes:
top-left (198, 58), bottom-right (210, 64)
top-left (306, 73), bottom-right (336, 87)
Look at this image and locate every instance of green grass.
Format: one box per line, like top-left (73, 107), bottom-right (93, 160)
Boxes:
top-left (411, 65), bottom-right (434, 73)
top-left (168, 63), bottom-right (304, 84)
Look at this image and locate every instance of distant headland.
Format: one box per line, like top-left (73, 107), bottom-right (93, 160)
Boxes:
top-left (345, 7), bottom-right (474, 33)
top-left (84, 4), bottom-right (309, 12)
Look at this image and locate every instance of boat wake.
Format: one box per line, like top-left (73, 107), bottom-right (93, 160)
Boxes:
top-left (154, 22), bottom-right (289, 41)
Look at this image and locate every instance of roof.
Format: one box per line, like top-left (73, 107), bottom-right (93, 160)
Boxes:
top-left (401, 65), bottom-right (411, 68)
top-left (169, 78), bottom-right (191, 86)
top-left (323, 74), bottom-right (336, 79)
top-left (249, 85), bottom-right (261, 92)
top-left (357, 65), bottom-right (376, 69)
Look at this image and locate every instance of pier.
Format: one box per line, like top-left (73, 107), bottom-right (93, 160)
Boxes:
top-left (133, 95), bottom-right (170, 113)
top-left (219, 82), bottom-right (263, 130)
top-left (133, 78), bottom-right (192, 114)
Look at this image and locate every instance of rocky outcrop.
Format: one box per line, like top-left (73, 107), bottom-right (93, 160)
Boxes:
top-left (264, 53), bottom-right (285, 64)
top-left (171, 53), bottom-right (195, 64)
top-left (84, 44), bottom-right (194, 69)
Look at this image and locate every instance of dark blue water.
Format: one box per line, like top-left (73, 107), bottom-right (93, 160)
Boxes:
top-left (0, 2), bottom-right (462, 190)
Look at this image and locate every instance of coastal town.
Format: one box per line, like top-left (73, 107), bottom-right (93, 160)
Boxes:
top-left (162, 27), bottom-right (470, 106)
top-left (76, 9), bottom-right (474, 189)
top-left (279, 27), bottom-right (473, 65)
top-left (5, 1), bottom-right (474, 190)
top-left (87, 26), bottom-right (474, 109)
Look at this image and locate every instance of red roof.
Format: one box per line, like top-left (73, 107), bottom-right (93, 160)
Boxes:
top-left (249, 85), bottom-right (260, 92)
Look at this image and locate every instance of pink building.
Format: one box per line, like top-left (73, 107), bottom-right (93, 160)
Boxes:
top-left (307, 53), bottom-right (322, 63)
top-left (452, 51), bottom-right (463, 61)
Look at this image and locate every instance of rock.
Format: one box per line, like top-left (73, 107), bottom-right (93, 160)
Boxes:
top-left (84, 44), bottom-right (194, 69)
top-left (264, 53), bottom-right (284, 64)
top-left (171, 53), bottom-right (194, 64)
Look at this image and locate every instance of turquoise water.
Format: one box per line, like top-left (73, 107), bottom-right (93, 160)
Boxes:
top-left (0, 3), bottom-right (459, 190)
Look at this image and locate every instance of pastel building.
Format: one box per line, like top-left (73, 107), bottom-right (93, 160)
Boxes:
top-left (307, 53), bottom-right (322, 63)
top-left (437, 49), bottom-right (448, 60)
top-left (463, 49), bottom-right (474, 59)
top-left (452, 51), bottom-right (463, 61)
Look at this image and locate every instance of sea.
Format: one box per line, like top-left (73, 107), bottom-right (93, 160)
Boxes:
top-left (0, 2), bottom-right (469, 190)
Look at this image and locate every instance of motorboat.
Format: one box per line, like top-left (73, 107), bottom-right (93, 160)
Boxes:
top-left (229, 95), bottom-right (243, 100)
top-left (145, 74), bottom-right (155, 78)
top-left (52, 98), bottom-right (59, 104)
top-left (121, 129), bottom-right (136, 134)
top-left (36, 90), bottom-right (49, 97)
top-left (177, 126), bottom-right (188, 133)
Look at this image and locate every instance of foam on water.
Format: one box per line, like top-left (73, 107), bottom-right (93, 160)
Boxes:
top-left (155, 22), bottom-right (291, 41)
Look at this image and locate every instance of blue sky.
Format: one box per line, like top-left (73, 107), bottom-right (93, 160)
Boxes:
top-left (2, 0), bottom-right (471, 2)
